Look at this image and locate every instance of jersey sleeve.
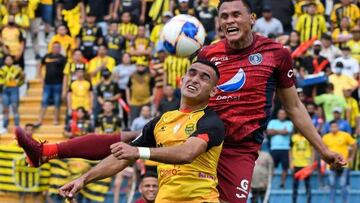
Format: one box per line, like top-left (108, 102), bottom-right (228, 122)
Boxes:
top-left (189, 109), bottom-right (225, 150)
top-left (346, 133), bottom-right (356, 145)
top-left (273, 48), bottom-right (295, 88)
top-left (130, 116), bottom-right (161, 147)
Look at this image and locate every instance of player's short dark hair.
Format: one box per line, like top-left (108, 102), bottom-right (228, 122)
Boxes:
top-left (329, 120), bottom-right (338, 126)
top-left (25, 123), bottom-right (35, 129)
top-left (217, 0), bottom-right (252, 13)
top-left (141, 171), bottom-right (158, 181)
top-left (193, 59), bottom-right (221, 80)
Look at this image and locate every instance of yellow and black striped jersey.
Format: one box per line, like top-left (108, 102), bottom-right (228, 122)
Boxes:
top-left (295, 14), bottom-right (327, 43)
top-left (0, 65), bottom-right (24, 87)
top-left (131, 107), bottom-right (225, 202)
top-left (164, 55), bottom-right (190, 88)
top-left (294, 0), bottom-right (325, 18)
top-left (331, 3), bottom-right (360, 28)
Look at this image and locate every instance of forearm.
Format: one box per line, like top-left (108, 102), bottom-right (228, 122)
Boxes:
top-left (83, 155), bottom-right (132, 184)
top-left (150, 145), bottom-right (196, 164)
top-left (285, 100), bottom-right (327, 154)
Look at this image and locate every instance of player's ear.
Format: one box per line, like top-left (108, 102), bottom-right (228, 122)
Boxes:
top-left (209, 86), bottom-right (218, 97)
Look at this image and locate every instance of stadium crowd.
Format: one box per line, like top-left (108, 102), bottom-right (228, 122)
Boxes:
top-left (0, 0), bottom-right (360, 203)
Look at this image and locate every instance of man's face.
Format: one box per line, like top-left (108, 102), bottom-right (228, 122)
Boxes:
top-left (109, 23), bottom-right (118, 33)
top-left (103, 102), bottom-right (114, 113)
top-left (330, 123), bottom-right (339, 134)
top-left (218, 1), bottom-right (255, 46)
top-left (4, 56), bottom-right (13, 66)
top-left (306, 104), bottom-right (315, 114)
top-left (307, 5), bottom-right (317, 15)
top-left (277, 110), bottom-right (287, 120)
top-left (163, 85), bottom-right (174, 97)
top-left (25, 126), bottom-right (34, 135)
top-left (333, 111), bottom-right (342, 120)
top-left (98, 46), bottom-right (107, 56)
top-left (52, 43), bottom-right (61, 54)
top-left (181, 63), bottom-right (217, 102)
top-left (353, 31), bottom-right (360, 40)
top-left (73, 51), bottom-right (83, 62)
top-left (75, 70), bottom-right (85, 79)
top-left (140, 106), bottom-right (151, 118)
top-left (86, 16), bottom-right (96, 25)
top-left (121, 12), bottom-right (131, 23)
top-left (344, 89), bottom-right (352, 97)
top-left (138, 26), bottom-right (146, 37)
top-left (262, 11), bottom-right (272, 20)
top-left (140, 177), bottom-right (158, 201)
top-left (57, 26), bottom-right (67, 36)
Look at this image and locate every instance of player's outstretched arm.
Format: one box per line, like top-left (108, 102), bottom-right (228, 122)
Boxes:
top-left (110, 137), bottom-right (208, 164)
top-left (59, 155), bottom-right (132, 199)
top-left (277, 86), bottom-right (346, 169)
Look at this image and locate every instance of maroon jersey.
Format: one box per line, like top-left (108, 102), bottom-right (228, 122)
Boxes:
top-left (198, 34), bottom-right (295, 146)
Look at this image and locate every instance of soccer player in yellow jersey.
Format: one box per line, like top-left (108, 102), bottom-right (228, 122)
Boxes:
top-left (322, 121), bottom-right (357, 203)
top-left (290, 132), bottom-right (314, 203)
top-left (58, 59), bottom-right (225, 202)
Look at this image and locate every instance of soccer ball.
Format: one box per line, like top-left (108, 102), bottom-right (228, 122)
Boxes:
top-left (161, 14), bottom-right (206, 57)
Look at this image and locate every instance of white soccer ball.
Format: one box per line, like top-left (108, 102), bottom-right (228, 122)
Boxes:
top-left (161, 14), bottom-right (206, 57)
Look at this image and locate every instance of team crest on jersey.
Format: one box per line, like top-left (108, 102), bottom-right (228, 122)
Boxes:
top-left (248, 53), bottom-right (263, 65)
top-left (217, 68), bottom-right (246, 92)
top-left (185, 123), bottom-right (195, 135)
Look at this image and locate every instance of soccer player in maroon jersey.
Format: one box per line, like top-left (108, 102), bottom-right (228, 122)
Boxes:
top-left (16, 0), bottom-right (346, 202)
top-left (195, 0), bottom-right (345, 202)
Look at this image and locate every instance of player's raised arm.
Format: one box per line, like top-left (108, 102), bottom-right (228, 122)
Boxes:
top-left (59, 155), bottom-right (132, 199)
top-left (276, 85), bottom-right (346, 169)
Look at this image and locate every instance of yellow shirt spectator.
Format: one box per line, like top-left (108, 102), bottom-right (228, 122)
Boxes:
top-left (323, 130), bottom-right (356, 166)
top-left (68, 79), bottom-right (92, 111)
top-left (88, 56), bottom-right (115, 86)
top-left (48, 34), bottom-right (76, 57)
top-left (150, 23), bottom-right (164, 46)
top-left (347, 39), bottom-right (360, 62)
top-left (345, 95), bottom-right (360, 129)
top-left (329, 74), bottom-right (358, 97)
top-left (332, 28), bottom-right (351, 48)
top-left (2, 14), bottom-right (30, 29)
top-left (0, 25), bottom-right (24, 57)
top-left (0, 4), bottom-right (8, 26)
top-left (295, 13), bottom-right (327, 43)
top-left (331, 3), bottom-right (360, 28)
top-left (164, 55), bottom-right (190, 88)
top-left (294, 0), bottom-right (325, 19)
top-left (291, 134), bottom-right (313, 167)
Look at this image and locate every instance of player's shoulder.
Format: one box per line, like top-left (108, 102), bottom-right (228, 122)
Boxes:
top-left (199, 107), bottom-right (224, 128)
top-left (197, 39), bottom-right (227, 59)
top-left (254, 34), bottom-right (289, 53)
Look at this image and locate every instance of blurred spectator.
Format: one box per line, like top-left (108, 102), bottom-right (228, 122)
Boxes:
top-left (38, 0), bottom-right (55, 37)
top-left (157, 85), bottom-right (180, 115)
top-left (150, 49), bottom-right (167, 109)
top-left (104, 21), bottom-right (126, 64)
top-left (295, 2), bottom-right (327, 43)
top-left (150, 12), bottom-right (173, 50)
top-left (0, 41), bottom-right (9, 66)
top-left (133, 172), bottom-right (158, 203)
top-left (95, 100), bottom-right (122, 134)
top-left (62, 49), bottom-right (88, 99)
top-left (64, 107), bottom-right (94, 138)
top-left (332, 47), bottom-right (359, 78)
top-left (0, 15), bottom-right (25, 68)
top-left (88, 45), bottom-right (116, 87)
top-left (24, 123), bottom-right (35, 136)
top-left (67, 66), bottom-right (93, 115)
top-left (126, 60), bottom-right (155, 122)
top-left (96, 68), bottom-right (121, 107)
top-left (113, 166), bottom-right (136, 203)
top-left (270, 0), bottom-right (294, 34)
top-left (129, 25), bottom-right (153, 64)
top-left (343, 88), bottom-right (360, 133)
top-left (253, 5), bottom-right (283, 38)
top-left (56, 0), bottom-right (85, 37)
top-left (164, 55), bottom-right (190, 88)
top-left (250, 149), bottom-right (273, 203)
top-left (346, 26), bottom-right (360, 62)
top-left (290, 132), bottom-right (314, 203)
top-left (131, 105), bottom-right (152, 131)
top-left (329, 61), bottom-right (358, 97)
top-left (84, 0), bottom-right (113, 35)
top-left (118, 11), bottom-right (138, 49)
top-left (331, 0), bottom-right (360, 29)
top-left (77, 13), bottom-right (103, 61)
top-left (195, 0), bottom-right (218, 44)
top-left (48, 24), bottom-right (76, 58)
top-left (323, 121), bottom-right (357, 203)
top-left (36, 42), bottom-right (67, 127)
top-left (299, 40), bottom-right (330, 97)
top-left (113, 52), bottom-right (136, 128)
top-left (2, 2), bottom-right (30, 30)
top-left (294, 0), bottom-right (325, 19)
top-left (320, 33), bottom-right (342, 63)
top-left (175, 0), bottom-right (195, 16)
top-left (306, 102), bottom-right (324, 133)
top-left (0, 55), bottom-right (24, 129)
top-left (332, 16), bottom-right (352, 48)
top-left (112, 0), bottom-right (143, 22)
top-left (286, 31), bottom-right (301, 52)
top-left (0, 3), bottom-right (8, 27)
top-left (315, 83), bottom-right (348, 121)
top-left (267, 109), bottom-right (294, 189)
top-left (322, 107), bottom-right (351, 135)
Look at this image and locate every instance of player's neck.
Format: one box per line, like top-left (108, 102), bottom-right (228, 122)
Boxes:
top-left (228, 33), bottom-right (254, 49)
top-left (179, 100), bottom-right (208, 113)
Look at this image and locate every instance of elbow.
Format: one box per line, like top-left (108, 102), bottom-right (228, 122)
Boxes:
top-left (179, 152), bottom-right (196, 164)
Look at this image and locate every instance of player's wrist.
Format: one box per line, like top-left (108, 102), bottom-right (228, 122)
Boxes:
top-left (137, 147), bottom-right (151, 160)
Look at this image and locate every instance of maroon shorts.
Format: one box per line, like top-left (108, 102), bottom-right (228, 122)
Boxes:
top-left (217, 142), bottom-right (261, 203)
